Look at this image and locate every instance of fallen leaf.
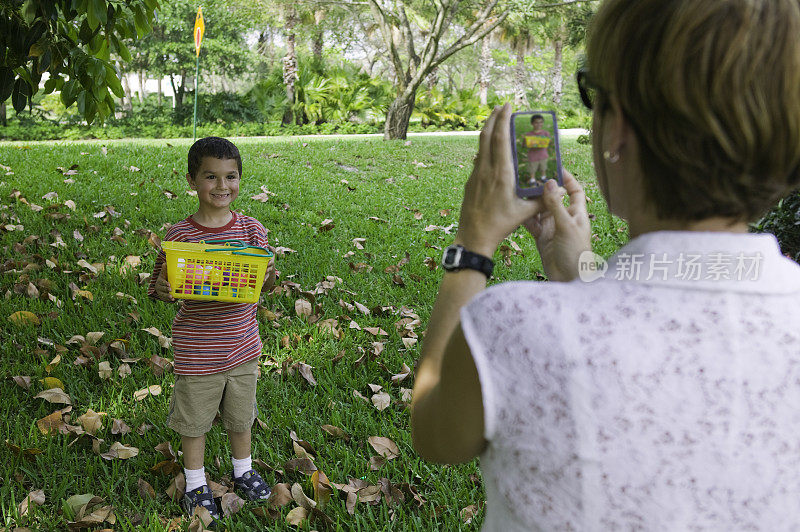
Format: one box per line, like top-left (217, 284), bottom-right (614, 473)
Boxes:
top-left (268, 483), bottom-right (293, 508)
top-left (34, 388), bottom-right (72, 405)
top-left (78, 409), bottom-right (105, 435)
top-left (296, 363), bottom-right (317, 386)
top-left (98, 361), bottom-right (112, 380)
top-left (111, 418), bottom-right (131, 435)
top-left (283, 458), bottom-right (317, 475)
top-left (285, 506), bottom-right (309, 526)
top-left (295, 299), bottom-right (312, 317)
top-left (368, 436), bottom-right (400, 459)
top-left (364, 327), bottom-right (388, 337)
top-left (291, 482), bottom-right (316, 510)
top-left (318, 219), bottom-right (335, 232)
top-left (320, 424), bottom-right (350, 441)
top-left (221, 492), bottom-right (246, 516)
top-left (37, 408), bottom-right (69, 435)
top-left (9, 310), bottom-right (39, 326)
top-left (371, 391), bottom-right (391, 411)
top-left (137, 478), bottom-right (156, 499)
top-left (461, 503), bottom-right (482, 524)
top-left (40, 377), bottom-right (64, 390)
top-left (18, 489), bottom-right (45, 517)
top-left (352, 238), bottom-right (366, 249)
top-left (101, 441), bottom-right (139, 460)
top-left (133, 384), bottom-right (162, 401)
top-left (12, 375), bottom-right (32, 389)
top-left (391, 363), bottom-right (412, 383)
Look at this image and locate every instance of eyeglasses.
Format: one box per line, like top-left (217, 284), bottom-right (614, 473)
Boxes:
top-left (576, 67), bottom-right (602, 110)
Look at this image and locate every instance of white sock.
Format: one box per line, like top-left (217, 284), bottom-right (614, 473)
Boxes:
top-left (184, 467), bottom-right (207, 492)
top-left (232, 455), bottom-right (252, 478)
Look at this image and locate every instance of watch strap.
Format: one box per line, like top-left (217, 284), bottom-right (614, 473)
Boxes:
top-left (442, 245), bottom-right (494, 278)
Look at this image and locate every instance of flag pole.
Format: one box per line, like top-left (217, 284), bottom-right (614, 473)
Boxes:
top-left (193, 52), bottom-right (199, 141)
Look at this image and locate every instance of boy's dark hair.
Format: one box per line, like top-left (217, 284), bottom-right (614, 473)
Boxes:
top-left (187, 137), bottom-right (242, 179)
top-left (531, 114), bottom-right (544, 123)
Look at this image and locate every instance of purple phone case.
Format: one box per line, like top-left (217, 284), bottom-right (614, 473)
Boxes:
top-left (510, 110), bottom-right (564, 198)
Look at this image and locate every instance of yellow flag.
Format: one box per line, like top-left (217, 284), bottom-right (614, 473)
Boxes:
top-left (193, 7), bottom-right (205, 57)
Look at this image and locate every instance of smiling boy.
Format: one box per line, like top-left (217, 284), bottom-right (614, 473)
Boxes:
top-left (148, 137), bottom-right (276, 519)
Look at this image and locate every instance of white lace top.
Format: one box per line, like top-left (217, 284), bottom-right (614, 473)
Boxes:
top-left (461, 231), bottom-right (800, 531)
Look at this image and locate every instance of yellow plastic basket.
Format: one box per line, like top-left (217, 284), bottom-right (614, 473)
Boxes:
top-left (162, 239), bottom-right (273, 303)
top-left (524, 135), bottom-right (551, 149)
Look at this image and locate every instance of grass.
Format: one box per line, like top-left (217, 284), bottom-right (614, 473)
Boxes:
top-left (0, 134), bottom-right (628, 530)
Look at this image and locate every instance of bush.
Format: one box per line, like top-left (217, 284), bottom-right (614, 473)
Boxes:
top-left (751, 190), bottom-right (800, 262)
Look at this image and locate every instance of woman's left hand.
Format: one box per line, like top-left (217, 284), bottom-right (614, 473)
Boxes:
top-left (455, 104), bottom-right (546, 257)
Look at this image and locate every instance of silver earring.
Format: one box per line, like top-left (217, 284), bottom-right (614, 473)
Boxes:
top-left (603, 150), bottom-right (620, 163)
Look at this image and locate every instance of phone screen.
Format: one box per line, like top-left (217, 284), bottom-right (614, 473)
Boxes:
top-left (510, 111), bottom-right (563, 198)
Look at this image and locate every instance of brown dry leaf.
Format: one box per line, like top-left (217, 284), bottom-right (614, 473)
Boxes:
top-left (133, 384), bottom-right (162, 401)
top-left (352, 238), bottom-right (366, 249)
top-left (117, 363), bottom-right (131, 378)
top-left (320, 424), bottom-right (350, 441)
top-left (293, 441), bottom-right (313, 461)
top-left (401, 337), bottom-right (418, 349)
top-left (295, 299), bottom-right (312, 317)
top-left (98, 361), bottom-right (112, 380)
top-left (353, 390), bottom-right (370, 403)
top-left (37, 408), bottom-right (68, 435)
top-left (44, 354), bottom-right (61, 373)
top-left (318, 218), bottom-right (335, 232)
top-left (34, 387), bottom-right (72, 405)
top-left (371, 391), bottom-right (391, 411)
top-left (155, 441), bottom-right (178, 460)
top-left (165, 473), bottom-right (186, 501)
top-left (188, 507), bottom-right (213, 531)
top-left (296, 363), bottom-right (317, 386)
top-left (291, 483), bottom-right (317, 510)
top-left (364, 327), bottom-right (388, 337)
top-left (221, 492), bottom-right (246, 516)
top-left (137, 478), bottom-right (156, 499)
top-left (357, 484), bottom-right (382, 503)
top-left (12, 375), bottom-right (32, 389)
top-left (367, 383), bottom-right (383, 393)
top-left (78, 409), bottom-right (105, 435)
top-left (18, 489), bottom-right (45, 517)
top-left (391, 363), bottom-right (412, 383)
top-left (101, 441), bottom-right (139, 460)
top-left (9, 310), bottom-right (40, 326)
top-left (77, 259), bottom-right (98, 274)
top-left (283, 458), bottom-right (317, 475)
top-left (369, 455), bottom-right (387, 470)
top-left (439, 208), bottom-right (451, 217)
top-left (317, 318), bottom-right (341, 339)
top-left (400, 388), bottom-right (413, 403)
top-left (368, 436), bottom-right (400, 459)
top-left (285, 506), bottom-right (309, 526)
top-left (354, 301), bottom-right (370, 315)
top-left (461, 503), bottom-right (482, 524)
top-left (268, 483), bottom-right (293, 508)
top-left (111, 418), bottom-right (131, 435)
top-left (311, 470), bottom-right (332, 508)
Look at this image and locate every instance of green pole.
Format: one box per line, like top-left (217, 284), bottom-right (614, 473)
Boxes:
top-left (193, 52), bottom-right (200, 140)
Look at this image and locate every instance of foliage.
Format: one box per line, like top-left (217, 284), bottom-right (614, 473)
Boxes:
top-left (752, 191), bottom-right (800, 262)
top-left (413, 88), bottom-right (495, 130)
top-left (0, 0), bottom-right (158, 123)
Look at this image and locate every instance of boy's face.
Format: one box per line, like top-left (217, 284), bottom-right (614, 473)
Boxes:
top-left (532, 118), bottom-right (544, 130)
top-left (187, 156), bottom-right (241, 211)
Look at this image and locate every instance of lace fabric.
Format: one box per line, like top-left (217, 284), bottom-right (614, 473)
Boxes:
top-left (461, 231), bottom-right (800, 531)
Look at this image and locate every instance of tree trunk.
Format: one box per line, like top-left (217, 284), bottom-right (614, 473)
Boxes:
top-left (313, 30), bottom-right (324, 61)
top-left (282, 9), bottom-right (298, 126)
top-left (137, 71), bottom-right (146, 102)
top-left (384, 91), bottom-right (416, 140)
top-left (0, 101), bottom-right (6, 126)
top-left (121, 73), bottom-right (133, 111)
top-left (551, 34), bottom-right (564, 105)
top-left (426, 66), bottom-right (439, 91)
top-left (157, 78), bottom-right (162, 107)
top-left (479, 34), bottom-right (492, 106)
top-left (513, 43), bottom-right (529, 108)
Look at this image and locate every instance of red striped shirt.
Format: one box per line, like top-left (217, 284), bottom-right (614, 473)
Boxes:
top-left (148, 211), bottom-right (269, 375)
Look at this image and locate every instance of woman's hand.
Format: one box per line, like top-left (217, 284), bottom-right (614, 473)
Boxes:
top-left (154, 267), bottom-right (175, 302)
top-left (523, 169), bottom-right (592, 282)
top-left (455, 104), bottom-right (544, 257)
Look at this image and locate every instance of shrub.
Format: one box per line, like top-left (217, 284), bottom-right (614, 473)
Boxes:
top-left (751, 190), bottom-right (800, 262)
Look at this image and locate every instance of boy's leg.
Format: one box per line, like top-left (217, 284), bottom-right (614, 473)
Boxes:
top-left (221, 358), bottom-right (270, 501)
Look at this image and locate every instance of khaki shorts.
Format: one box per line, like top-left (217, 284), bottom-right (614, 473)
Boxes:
top-left (167, 358), bottom-right (259, 437)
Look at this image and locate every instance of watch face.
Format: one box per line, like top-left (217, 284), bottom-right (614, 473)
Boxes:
top-left (444, 247), bottom-right (458, 264)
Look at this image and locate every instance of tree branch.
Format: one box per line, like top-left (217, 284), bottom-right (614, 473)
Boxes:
top-left (397, 3), bottom-right (418, 73)
top-left (366, 0), bottom-right (408, 89)
top-left (434, 9), bottom-right (509, 73)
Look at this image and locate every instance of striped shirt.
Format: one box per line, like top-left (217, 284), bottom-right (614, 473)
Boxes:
top-left (148, 211), bottom-right (269, 375)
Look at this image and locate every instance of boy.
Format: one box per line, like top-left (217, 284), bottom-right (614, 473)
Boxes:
top-left (148, 137), bottom-right (276, 519)
top-left (524, 114), bottom-right (551, 186)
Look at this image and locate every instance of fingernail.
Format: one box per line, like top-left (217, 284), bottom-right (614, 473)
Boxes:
top-left (545, 179), bottom-right (557, 191)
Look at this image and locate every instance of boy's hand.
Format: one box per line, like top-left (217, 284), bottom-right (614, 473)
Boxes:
top-left (155, 268), bottom-right (175, 302)
top-left (262, 245), bottom-right (277, 293)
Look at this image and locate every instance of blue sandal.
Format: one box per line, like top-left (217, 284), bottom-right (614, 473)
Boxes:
top-left (181, 484), bottom-right (221, 519)
top-left (233, 469), bottom-right (271, 501)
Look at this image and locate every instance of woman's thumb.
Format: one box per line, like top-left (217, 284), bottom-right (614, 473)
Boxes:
top-left (543, 179), bottom-right (569, 224)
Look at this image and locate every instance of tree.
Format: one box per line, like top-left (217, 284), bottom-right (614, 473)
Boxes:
top-left (362, 1), bottom-right (509, 140)
top-left (0, 0), bottom-right (158, 124)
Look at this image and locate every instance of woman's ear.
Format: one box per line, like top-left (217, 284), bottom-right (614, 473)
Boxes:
top-left (606, 97), bottom-right (633, 156)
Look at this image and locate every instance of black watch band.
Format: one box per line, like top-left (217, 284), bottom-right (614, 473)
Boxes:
top-left (441, 244), bottom-right (494, 278)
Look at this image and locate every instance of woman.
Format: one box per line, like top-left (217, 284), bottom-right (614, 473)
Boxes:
top-left (411, 0), bottom-right (800, 530)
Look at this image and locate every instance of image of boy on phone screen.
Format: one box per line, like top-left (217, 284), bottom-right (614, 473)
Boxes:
top-left (524, 114), bottom-right (551, 186)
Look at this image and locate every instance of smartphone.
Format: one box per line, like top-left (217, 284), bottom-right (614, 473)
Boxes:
top-left (510, 110), bottom-right (563, 198)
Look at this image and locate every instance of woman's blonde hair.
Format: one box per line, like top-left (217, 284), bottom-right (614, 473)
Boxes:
top-left (587, 0), bottom-right (800, 221)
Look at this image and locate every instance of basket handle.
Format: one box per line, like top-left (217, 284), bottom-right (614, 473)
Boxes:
top-left (203, 239), bottom-right (273, 257)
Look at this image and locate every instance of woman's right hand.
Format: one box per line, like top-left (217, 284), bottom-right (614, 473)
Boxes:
top-left (523, 169), bottom-right (592, 282)
top-left (155, 267), bottom-right (175, 302)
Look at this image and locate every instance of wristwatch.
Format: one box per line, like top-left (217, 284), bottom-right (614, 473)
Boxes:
top-left (441, 244), bottom-right (494, 278)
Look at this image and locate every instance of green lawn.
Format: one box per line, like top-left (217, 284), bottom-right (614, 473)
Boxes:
top-left (0, 134), bottom-right (628, 530)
